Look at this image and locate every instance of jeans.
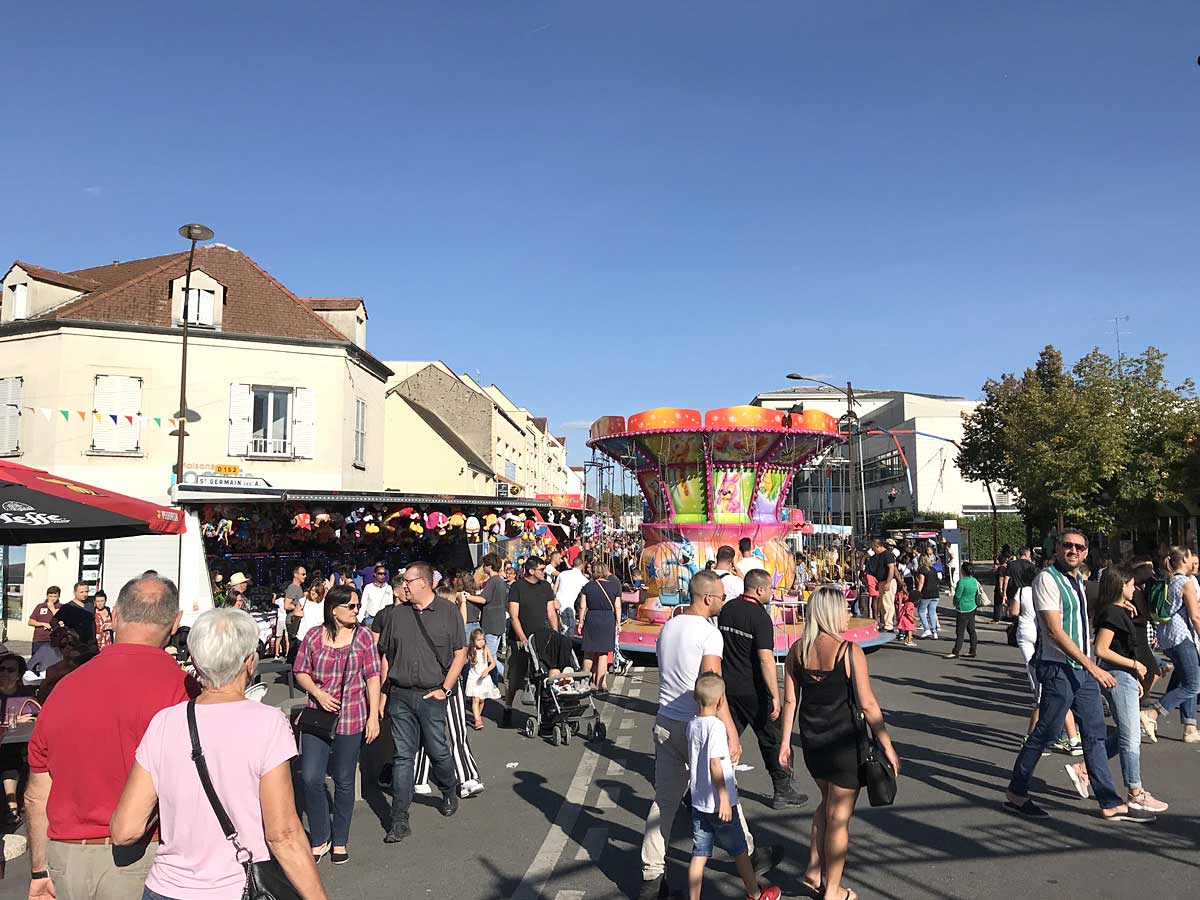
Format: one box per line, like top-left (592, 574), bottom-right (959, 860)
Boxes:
top-left (640, 714), bottom-right (754, 881)
top-left (918, 598), bottom-right (939, 634)
top-left (1008, 661), bottom-right (1122, 809)
top-left (389, 687), bottom-right (457, 825)
top-left (143, 889), bottom-right (176, 900)
top-left (691, 806), bottom-right (749, 858)
top-left (951, 610), bottom-right (977, 655)
top-left (1100, 665), bottom-right (1142, 790)
top-left (1155, 639), bottom-right (1199, 726)
top-left (300, 730), bottom-right (363, 847)
top-left (485, 632), bottom-right (505, 682)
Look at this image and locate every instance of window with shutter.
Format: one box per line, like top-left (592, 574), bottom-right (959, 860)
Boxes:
top-left (250, 388), bottom-right (292, 456)
top-left (90, 375), bottom-right (142, 453)
top-left (184, 289), bottom-right (216, 327)
top-left (0, 376), bottom-right (22, 454)
top-left (228, 384), bottom-right (253, 457)
top-left (353, 397), bottom-right (366, 467)
top-left (292, 387), bottom-right (315, 459)
top-left (8, 284), bottom-right (29, 321)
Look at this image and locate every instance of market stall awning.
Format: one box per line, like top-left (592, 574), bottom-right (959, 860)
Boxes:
top-left (173, 484), bottom-right (551, 509)
top-left (0, 460), bottom-right (184, 544)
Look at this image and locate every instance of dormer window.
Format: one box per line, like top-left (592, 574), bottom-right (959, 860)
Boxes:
top-left (183, 288), bottom-right (216, 327)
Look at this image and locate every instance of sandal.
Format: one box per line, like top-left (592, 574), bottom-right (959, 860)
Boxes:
top-left (801, 878), bottom-right (825, 897)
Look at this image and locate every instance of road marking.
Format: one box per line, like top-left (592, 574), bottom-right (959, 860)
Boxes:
top-left (598, 783), bottom-right (621, 808)
top-left (629, 684), bottom-right (642, 697)
top-left (619, 717), bottom-right (635, 730)
top-left (608, 757), bottom-right (626, 777)
top-left (554, 892), bottom-right (586, 900)
top-left (574, 826), bottom-right (608, 861)
top-left (512, 673), bottom-right (626, 900)
top-left (616, 735), bottom-right (632, 750)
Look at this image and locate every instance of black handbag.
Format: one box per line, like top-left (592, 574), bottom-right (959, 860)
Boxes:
top-left (291, 626), bottom-right (357, 739)
top-left (845, 644), bottom-right (897, 807)
top-left (187, 700), bottom-right (302, 900)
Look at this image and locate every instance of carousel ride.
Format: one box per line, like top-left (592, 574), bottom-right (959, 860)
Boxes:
top-left (587, 404), bottom-right (893, 656)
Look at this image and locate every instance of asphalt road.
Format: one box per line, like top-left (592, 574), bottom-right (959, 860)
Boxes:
top-left (4, 614), bottom-right (1199, 900)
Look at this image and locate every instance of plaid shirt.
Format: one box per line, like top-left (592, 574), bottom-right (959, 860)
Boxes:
top-left (293, 626), bottom-right (380, 735)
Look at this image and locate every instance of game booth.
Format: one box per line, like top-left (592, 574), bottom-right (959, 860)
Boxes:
top-left (587, 405), bottom-right (894, 656)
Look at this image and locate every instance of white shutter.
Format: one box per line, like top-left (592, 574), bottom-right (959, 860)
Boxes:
top-left (292, 387), bottom-right (315, 459)
top-left (11, 284), bottom-right (28, 320)
top-left (227, 383), bottom-right (252, 456)
top-left (91, 375), bottom-right (141, 452)
top-left (0, 376), bottom-right (22, 453)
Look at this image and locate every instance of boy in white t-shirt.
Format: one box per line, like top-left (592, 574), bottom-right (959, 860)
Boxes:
top-left (687, 672), bottom-right (781, 900)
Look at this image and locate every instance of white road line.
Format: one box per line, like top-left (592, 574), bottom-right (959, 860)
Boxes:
top-left (511, 674), bottom-right (626, 900)
top-left (615, 735), bottom-right (632, 750)
top-left (618, 717), bottom-right (635, 730)
top-left (597, 783), bottom-right (621, 808)
top-left (608, 757), bottom-right (626, 777)
top-left (629, 685), bottom-right (642, 697)
top-left (573, 826), bottom-right (608, 862)
top-left (554, 892), bottom-right (586, 900)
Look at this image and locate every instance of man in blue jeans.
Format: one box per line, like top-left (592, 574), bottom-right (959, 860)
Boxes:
top-left (1004, 528), bottom-right (1154, 823)
top-left (377, 561), bottom-right (467, 842)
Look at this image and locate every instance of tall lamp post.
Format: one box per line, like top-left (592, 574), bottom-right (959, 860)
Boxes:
top-left (173, 223), bottom-right (214, 578)
top-left (787, 374), bottom-right (861, 579)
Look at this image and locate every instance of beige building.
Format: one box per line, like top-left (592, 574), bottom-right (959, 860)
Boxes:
top-left (1, 245), bottom-right (391, 637)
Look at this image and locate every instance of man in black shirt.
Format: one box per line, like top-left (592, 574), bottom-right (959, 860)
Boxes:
top-left (1005, 547), bottom-right (1038, 617)
top-left (500, 557), bottom-right (568, 726)
top-left (717, 569), bottom-right (808, 810)
top-left (51, 581), bottom-right (98, 658)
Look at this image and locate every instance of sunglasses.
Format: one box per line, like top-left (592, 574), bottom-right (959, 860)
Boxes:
top-left (375, 571), bottom-right (387, 576)
top-left (1062, 541), bottom-right (1088, 552)
top-left (338, 603), bottom-right (361, 611)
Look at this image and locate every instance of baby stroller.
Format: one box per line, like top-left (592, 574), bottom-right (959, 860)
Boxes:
top-left (521, 635), bottom-right (606, 746)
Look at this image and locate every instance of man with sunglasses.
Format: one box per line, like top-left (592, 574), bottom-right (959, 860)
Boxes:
top-left (1004, 528), bottom-right (1154, 823)
top-left (377, 561), bottom-right (466, 843)
top-left (359, 565), bottom-right (391, 627)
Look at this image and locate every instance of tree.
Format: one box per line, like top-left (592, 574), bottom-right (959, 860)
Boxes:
top-left (958, 344), bottom-right (1200, 537)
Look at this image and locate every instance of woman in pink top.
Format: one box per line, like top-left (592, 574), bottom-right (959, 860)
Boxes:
top-left (110, 608), bottom-right (327, 900)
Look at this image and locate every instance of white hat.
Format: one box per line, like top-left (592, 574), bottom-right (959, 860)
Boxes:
top-left (228, 571), bottom-right (250, 587)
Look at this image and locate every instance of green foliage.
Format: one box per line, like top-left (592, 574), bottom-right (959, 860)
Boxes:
top-left (958, 344), bottom-right (1200, 534)
top-left (958, 514), bottom-right (1028, 561)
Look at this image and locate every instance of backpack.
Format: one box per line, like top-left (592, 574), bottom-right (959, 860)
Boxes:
top-left (1147, 576), bottom-right (1175, 624)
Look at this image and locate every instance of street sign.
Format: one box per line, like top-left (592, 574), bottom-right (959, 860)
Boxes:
top-left (194, 474), bottom-right (271, 488)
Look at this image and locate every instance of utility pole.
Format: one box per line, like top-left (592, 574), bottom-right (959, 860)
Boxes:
top-left (844, 381), bottom-right (859, 581)
top-left (1109, 314), bottom-right (1130, 376)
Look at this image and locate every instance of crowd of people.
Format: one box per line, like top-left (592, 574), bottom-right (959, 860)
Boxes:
top-left (3, 524), bottom-right (1198, 900)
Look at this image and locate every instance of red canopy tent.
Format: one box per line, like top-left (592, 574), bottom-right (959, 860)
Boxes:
top-left (0, 460), bottom-right (184, 544)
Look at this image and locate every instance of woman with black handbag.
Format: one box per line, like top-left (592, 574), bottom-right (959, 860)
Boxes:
top-left (293, 584), bottom-right (382, 865)
top-left (780, 586), bottom-right (900, 900)
top-left (110, 608), bottom-right (327, 900)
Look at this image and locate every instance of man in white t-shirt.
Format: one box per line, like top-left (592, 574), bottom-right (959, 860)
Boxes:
top-left (712, 545), bottom-right (744, 604)
top-left (638, 570), bottom-right (773, 899)
top-left (734, 538), bottom-right (767, 579)
top-left (359, 564), bottom-right (392, 626)
top-left (553, 555), bottom-right (589, 634)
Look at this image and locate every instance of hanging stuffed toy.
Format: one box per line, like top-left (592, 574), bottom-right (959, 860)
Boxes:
top-left (292, 511), bottom-right (313, 531)
top-left (448, 511), bottom-right (466, 532)
top-left (465, 515), bottom-right (481, 543)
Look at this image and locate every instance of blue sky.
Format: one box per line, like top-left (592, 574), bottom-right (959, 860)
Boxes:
top-left (4, 2), bottom-right (1198, 464)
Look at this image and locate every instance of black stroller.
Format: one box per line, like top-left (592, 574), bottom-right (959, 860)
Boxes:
top-left (521, 635), bottom-right (606, 745)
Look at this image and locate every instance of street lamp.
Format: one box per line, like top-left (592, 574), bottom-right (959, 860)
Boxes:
top-left (786, 373), bottom-right (862, 579)
top-left (173, 223), bottom-right (214, 493)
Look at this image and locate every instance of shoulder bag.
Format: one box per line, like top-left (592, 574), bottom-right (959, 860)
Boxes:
top-left (187, 700), bottom-right (302, 900)
top-left (410, 603), bottom-right (451, 678)
top-left (292, 626), bottom-right (358, 739)
top-left (845, 643), bottom-right (897, 807)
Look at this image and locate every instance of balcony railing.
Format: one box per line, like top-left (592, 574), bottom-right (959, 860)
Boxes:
top-left (250, 437), bottom-right (291, 457)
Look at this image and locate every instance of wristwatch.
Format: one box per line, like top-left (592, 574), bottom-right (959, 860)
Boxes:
top-left (30, 870), bottom-right (49, 880)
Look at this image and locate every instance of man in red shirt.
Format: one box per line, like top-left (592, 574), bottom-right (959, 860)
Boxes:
top-left (565, 539), bottom-right (583, 567)
top-left (26, 587), bottom-right (60, 653)
top-left (25, 575), bottom-right (195, 900)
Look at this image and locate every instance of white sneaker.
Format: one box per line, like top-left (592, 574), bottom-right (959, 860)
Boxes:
top-left (414, 783), bottom-right (433, 796)
top-left (460, 779), bottom-right (485, 798)
top-left (919, 630), bottom-right (932, 639)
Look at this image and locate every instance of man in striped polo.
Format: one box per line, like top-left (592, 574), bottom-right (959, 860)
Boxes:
top-left (1003, 527), bottom-right (1153, 822)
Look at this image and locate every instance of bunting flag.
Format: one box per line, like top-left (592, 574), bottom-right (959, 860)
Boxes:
top-left (18, 407), bottom-right (187, 428)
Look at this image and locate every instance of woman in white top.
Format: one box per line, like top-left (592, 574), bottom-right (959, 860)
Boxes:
top-left (1140, 546), bottom-right (1200, 743)
top-left (297, 581), bottom-right (327, 642)
top-left (111, 608), bottom-right (327, 900)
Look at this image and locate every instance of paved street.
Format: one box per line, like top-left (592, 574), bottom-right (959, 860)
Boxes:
top-left (5, 617), bottom-right (1199, 899)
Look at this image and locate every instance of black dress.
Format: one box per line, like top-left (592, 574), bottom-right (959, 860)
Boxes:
top-left (797, 642), bottom-right (862, 789)
top-left (580, 576), bottom-right (620, 655)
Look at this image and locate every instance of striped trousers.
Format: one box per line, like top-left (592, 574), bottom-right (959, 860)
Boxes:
top-left (415, 683), bottom-right (480, 785)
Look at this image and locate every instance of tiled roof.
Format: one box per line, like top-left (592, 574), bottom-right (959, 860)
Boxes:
top-left (531, 416), bottom-right (548, 433)
top-left (13, 246), bottom-right (345, 342)
top-left (303, 297), bottom-right (364, 313)
top-left (9, 261), bottom-right (98, 292)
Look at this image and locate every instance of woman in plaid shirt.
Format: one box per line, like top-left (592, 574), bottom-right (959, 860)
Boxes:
top-left (293, 583), bottom-right (382, 865)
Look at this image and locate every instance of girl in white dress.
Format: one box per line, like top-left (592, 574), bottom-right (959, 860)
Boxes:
top-left (464, 628), bottom-right (500, 729)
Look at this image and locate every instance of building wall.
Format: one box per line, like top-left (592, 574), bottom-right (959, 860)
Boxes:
top-left (390, 365), bottom-right (494, 467)
top-left (0, 325), bottom-right (387, 635)
top-left (383, 397), bottom-right (495, 495)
